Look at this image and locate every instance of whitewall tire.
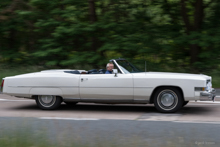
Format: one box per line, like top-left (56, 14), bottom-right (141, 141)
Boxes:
top-left (35, 95), bottom-right (62, 110)
top-left (154, 87), bottom-right (183, 113)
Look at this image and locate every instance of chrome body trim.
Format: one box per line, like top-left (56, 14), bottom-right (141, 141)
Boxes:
top-left (9, 86), bottom-right (153, 89)
top-left (9, 86), bottom-right (78, 88)
top-left (63, 98), bottom-right (149, 104)
top-left (80, 87), bottom-right (133, 88)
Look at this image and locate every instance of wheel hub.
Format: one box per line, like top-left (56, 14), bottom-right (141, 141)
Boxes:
top-left (41, 95), bottom-right (53, 103)
top-left (161, 93), bottom-right (175, 107)
top-left (38, 95), bottom-right (56, 107)
top-left (157, 90), bottom-right (178, 110)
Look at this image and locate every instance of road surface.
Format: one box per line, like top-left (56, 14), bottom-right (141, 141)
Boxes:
top-left (0, 94), bottom-right (220, 146)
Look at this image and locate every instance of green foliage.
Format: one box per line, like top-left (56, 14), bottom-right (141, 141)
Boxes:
top-left (0, 0), bottom-right (220, 74)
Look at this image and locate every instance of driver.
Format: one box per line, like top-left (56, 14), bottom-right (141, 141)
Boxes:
top-left (105, 63), bottom-right (114, 74)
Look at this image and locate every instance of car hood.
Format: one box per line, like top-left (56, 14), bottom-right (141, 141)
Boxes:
top-left (132, 72), bottom-right (211, 80)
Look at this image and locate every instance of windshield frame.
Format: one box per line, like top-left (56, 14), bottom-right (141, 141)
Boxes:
top-left (110, 59), bottom-right (142, 74)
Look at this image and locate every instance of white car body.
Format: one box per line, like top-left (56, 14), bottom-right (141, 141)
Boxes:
top-left (0, 59), bottom-right (216, 112)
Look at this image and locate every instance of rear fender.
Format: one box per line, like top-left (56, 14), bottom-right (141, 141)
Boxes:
top-left (30, 88), bottom-right (63, 96)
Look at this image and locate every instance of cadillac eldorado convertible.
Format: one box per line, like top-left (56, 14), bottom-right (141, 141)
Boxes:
top-left (0, 58), bottom-right (216, 113)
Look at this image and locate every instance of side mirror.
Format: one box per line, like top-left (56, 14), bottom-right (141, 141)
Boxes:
top-left (113, 69), bottom-right (118, 77)
top-left (113, 69), bottom-right (118, 74)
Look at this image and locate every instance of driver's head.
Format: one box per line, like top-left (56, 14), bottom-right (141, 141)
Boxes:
top-left (106, 63), bottom-right (114, 71)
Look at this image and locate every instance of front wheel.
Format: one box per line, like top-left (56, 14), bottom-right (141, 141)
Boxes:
top-left (154, 87), bottom-right (183, 113)
top-left (35, 95), bottom-right (62, 110)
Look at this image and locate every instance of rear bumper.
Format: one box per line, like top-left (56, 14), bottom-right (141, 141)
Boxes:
top-left (200, 88), bottom-right (216, 101)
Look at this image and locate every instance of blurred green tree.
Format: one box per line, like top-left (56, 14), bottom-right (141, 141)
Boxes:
top-left (0, 0), bottom-right (220, 72)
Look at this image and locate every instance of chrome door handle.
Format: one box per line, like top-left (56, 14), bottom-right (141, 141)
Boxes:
top-left (81, 78), bottom-right (88, 82)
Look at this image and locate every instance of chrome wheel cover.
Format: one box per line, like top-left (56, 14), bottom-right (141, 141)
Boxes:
top-left (157, 90), bottom-right (178, 110)
top-left (38, 95), bottom-right (56, 108)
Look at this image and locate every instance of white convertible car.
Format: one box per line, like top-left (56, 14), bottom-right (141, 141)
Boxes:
top-left (0, 58), bottom-right (216, 113)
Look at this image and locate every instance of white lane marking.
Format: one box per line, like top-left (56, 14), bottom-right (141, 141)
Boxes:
top-left (38, 117), bottom-right (99, 121)
top-left (137, 116), bottom-right (179, 122)
top-left (137, 113), bottom-right (182, 121)
top-left (0, 98), bottom-right (33, 102)
top-left (196, 101), bottom-right (220, 104)
top-left (137, 118), bottom-right (220, 124)
top-left (173, 121), bottom-right (220, 124)
top-left (38, 117), bottom-right (220, 124)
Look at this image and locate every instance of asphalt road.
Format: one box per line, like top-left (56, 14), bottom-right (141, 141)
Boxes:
top-left (1, 94), bottom-right (220, 122)
top-left (1, 94), bottom-right (220, 146)
top-left (0, 117), bottom-right (219, 147)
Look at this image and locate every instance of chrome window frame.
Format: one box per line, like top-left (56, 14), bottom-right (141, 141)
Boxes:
top-left (111, 59), bottom-right (125, 74)
top-left (110, 59), bottom-right (126, 74)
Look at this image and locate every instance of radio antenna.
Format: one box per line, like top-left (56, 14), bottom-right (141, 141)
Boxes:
top-left (145, 61), bottom-right (147, 73)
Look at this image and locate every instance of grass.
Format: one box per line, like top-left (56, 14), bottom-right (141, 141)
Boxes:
top-left (0, 128), bottom-right (83, 147)
top-left (210, 75), bottom-right (220, 88)
top-left (0, 121), bottom-right (49, 147)
top-left (0, 121), bottom-right (194, 147)
top-left (0, 119), bottom-right (85, 147)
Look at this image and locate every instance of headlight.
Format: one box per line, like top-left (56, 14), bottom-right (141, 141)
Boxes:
top-left (206, 80), bottom-right (212, 91)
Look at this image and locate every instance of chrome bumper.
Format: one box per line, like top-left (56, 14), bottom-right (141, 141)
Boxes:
top-left (200, 88), bottom-right (216, 101)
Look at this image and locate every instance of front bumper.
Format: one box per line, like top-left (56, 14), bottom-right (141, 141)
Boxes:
top-left (200, 88), bottom-right (216, 101)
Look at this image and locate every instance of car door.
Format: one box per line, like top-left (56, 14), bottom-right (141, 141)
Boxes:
top-left (79, 74), bottom-right (133, 101)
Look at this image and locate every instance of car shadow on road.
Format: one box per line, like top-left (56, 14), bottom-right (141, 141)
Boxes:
top-left (8, 102), bottom-right (215, 114)
top-left (60, 103), bottom-right (215, 114)
top-left (9, 103), bottom-right (157, 113)
top-left (60, 103), bottom-right (157, 112)
top-left (6, 104), bottom-right (39, 110)
top-left (179, 106), bottom-right (213, 115)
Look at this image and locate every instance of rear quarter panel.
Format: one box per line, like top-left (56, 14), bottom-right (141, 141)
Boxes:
top-left (3, 73), bottom-right (80, 99)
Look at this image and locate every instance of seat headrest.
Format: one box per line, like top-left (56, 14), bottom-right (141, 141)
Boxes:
top-left (88, 69), bottom-right (98, 74)
top-left (99, 69), bottom-right (106, 74)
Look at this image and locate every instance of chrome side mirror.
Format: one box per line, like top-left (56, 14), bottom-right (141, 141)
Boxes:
top-left (113, 69), bottom-right (118, 73)
top-left (113, 69), bottom-right (118, 77)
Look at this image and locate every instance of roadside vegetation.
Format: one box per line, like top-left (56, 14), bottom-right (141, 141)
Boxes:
top-left (0, 64), bottom-right (44, 80)
top-left (0, 0), bottom-right (219, 86)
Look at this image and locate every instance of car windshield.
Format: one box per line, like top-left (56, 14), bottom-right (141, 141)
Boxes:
top-left (116, 60), bottom-right (143, 73)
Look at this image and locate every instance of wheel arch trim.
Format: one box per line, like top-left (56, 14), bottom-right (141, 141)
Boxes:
top-left (149, 86), bottom-right (185, 103)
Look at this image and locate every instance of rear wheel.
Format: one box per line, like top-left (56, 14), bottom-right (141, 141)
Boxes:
top-left (35, 95), bottom-right (62, 110)
top-left (154, 87), bottom-right (183, 113)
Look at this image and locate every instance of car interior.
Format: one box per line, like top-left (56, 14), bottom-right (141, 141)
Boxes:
top-left (64, 62), bottom-right (122, 74)
top-left (64, 69), bottom-right (107, 74)
top-left (64, 68), bottom-right (122, 74)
